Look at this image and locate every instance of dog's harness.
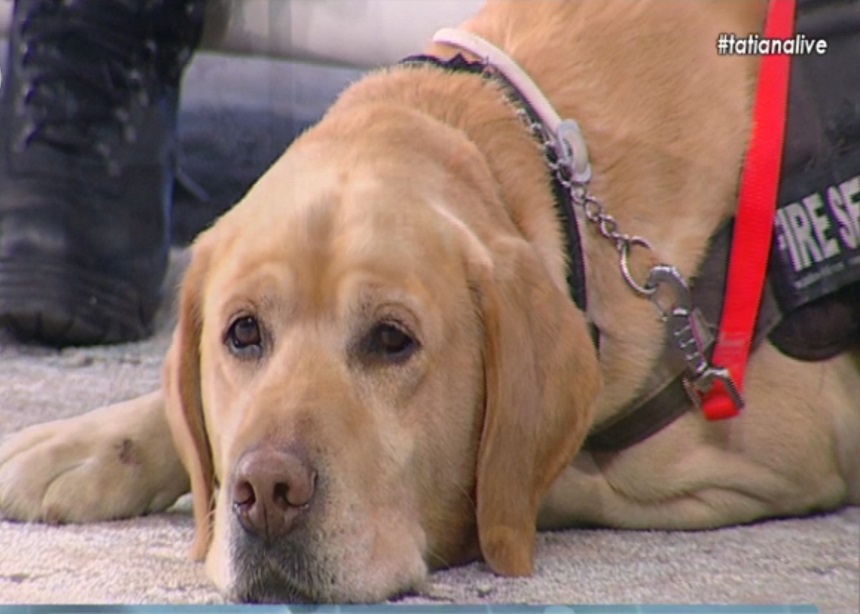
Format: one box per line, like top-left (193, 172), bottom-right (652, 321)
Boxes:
top-left (600, 0), bottom-right (860, 447)
top-left (401, 0), bottom-right (860, 452)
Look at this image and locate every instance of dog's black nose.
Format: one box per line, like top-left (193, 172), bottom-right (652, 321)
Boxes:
top-left (230, 447), bottom-right (316, 539)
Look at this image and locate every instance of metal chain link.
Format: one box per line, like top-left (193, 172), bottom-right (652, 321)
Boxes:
top-left (517, 109), bottom-right (657, 297)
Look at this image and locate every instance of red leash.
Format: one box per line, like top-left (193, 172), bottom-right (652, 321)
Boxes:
top-left (702, 0), bottom-right (796, 420)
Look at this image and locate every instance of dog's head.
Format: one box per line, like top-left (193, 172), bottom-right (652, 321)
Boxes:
top-left (163, 102), bottom-right (600, 603)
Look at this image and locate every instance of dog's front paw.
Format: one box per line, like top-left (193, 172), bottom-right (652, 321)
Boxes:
top-left (0, 392), bottom-right (188, 523)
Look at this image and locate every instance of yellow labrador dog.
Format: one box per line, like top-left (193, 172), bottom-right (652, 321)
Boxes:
top-left (1, 0), bottom-right (858, 604)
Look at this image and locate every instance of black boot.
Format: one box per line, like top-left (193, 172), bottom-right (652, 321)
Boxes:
top-left (0, 0), bottom-right (205, 346)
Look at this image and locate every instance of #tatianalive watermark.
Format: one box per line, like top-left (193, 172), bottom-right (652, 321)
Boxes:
top-left (717, 32), bottom-right (828, 55)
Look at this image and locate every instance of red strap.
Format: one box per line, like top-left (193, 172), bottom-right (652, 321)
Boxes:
top-left (702, 0), bottom-right (796, 420)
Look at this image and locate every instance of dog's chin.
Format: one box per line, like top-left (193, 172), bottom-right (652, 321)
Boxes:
top-left (227, 531), bottom-right (420, 604)
top-left (229, 578), bottom-right (314, 605)
top-left (229, 575), bottom-right (417, 606)
top-left (228, 541), bottom-right (332, 604)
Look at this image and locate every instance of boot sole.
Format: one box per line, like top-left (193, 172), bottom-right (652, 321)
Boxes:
top-left (0, 258), bottom-right (154, 346)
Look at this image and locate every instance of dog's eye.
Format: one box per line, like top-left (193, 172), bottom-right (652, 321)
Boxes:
top-left (226, 315), bottom-right (263, 357)
top-left (365, 322), bottom-right (418, 363)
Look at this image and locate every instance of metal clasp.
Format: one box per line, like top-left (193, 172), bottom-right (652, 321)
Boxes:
top-left (645, 265), bottom-right (745, 412)
top-left (682, 366), bottom-right (745, 412)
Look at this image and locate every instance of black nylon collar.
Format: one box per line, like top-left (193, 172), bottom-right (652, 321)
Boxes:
top-left (399, 53), bottom-right (588, 312)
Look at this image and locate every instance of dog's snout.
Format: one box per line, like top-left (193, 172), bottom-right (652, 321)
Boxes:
top-left (230, 447), bottom-right (316, 539)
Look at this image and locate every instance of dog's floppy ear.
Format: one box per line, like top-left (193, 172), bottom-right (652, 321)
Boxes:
top-left (472, 235), bottom-right (601, 576)
top-left (163, 235), bottom-right (216, 561)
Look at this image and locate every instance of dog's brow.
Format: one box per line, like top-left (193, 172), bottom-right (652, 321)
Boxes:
top-left (301, 192), bottom-right (340, 246)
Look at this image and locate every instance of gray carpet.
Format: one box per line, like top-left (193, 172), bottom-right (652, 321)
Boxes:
top-left (0, 51), bottom-right (858, 611)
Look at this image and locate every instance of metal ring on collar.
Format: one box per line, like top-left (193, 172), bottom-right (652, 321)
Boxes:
top-left (619, 237), bottom-right (657, 297)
